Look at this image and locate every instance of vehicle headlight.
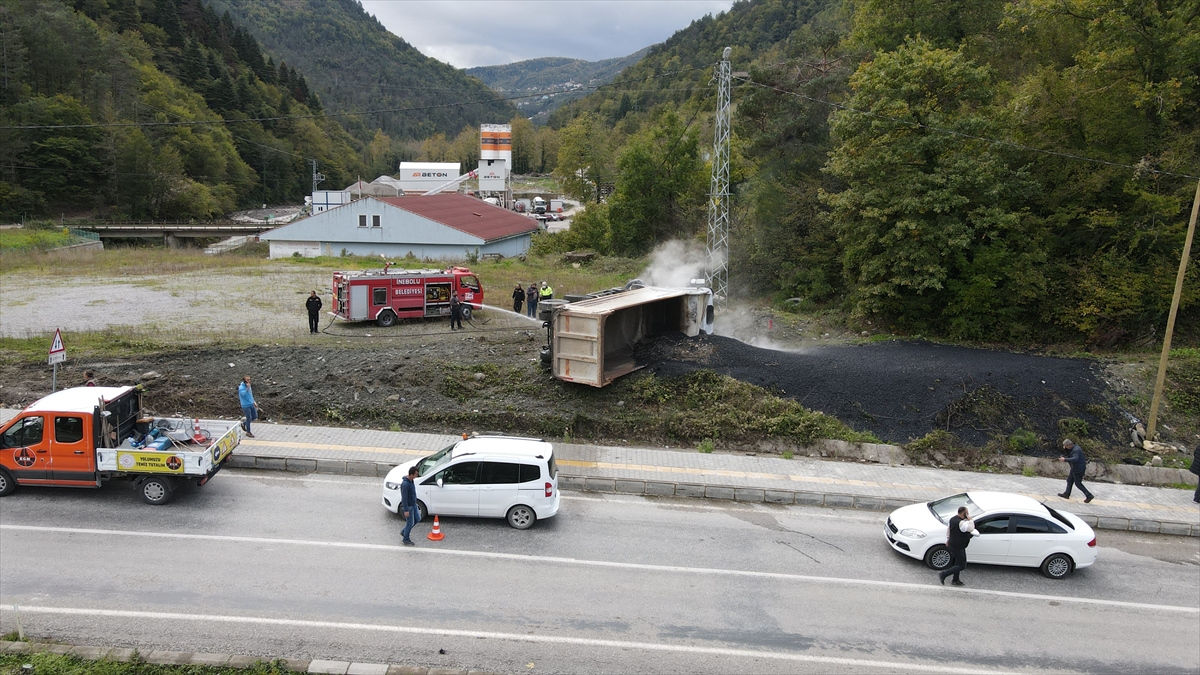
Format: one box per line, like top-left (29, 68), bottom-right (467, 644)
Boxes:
top-left (385, 482), bottom-right (401, 490)
top-left (899, 529), bottom-right (927, 539)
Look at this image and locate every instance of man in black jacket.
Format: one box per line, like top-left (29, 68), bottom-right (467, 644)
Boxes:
top-left (1190, 445), bottom-right (1199, 504)
top-left (939, 506), bottom-right (978, 586)
top-left (1058, 438), bottom-right (1094, 503)
top-left (305, 291), bottom-right (322, 334)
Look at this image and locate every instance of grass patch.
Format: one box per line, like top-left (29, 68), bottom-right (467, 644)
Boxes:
top-left (0, 227), bottom-right (73, 251)
top-left (1022, 465), bottom-right (1037, 477)
top-left (626, 370), bottom-right (875, 446)
top-left (0, 652), bottom-right (294, 674)
top-left (698, 438), bottom-right (714, 453)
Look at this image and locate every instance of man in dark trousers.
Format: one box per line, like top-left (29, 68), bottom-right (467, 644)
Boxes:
top-left (526, 283), bottom-right (538, 318)
top-left (1189, 444), bottom-right (1199, 504)
top-left (1058, 438), bottom-right (1094, 503)
top-left (939, 506), bottom-right (978, 586)
top-left (449, 293), bottom-right (464, 330)
top-left (512, 283), bottom-right (525, 314)
top-left (305, 290), bottom-right (322, 334)
top-left (400, 465), bottom-right (419, 545)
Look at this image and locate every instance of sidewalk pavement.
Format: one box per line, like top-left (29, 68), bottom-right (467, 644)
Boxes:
top-left (227, 421), bottom-right (1200, 537)
top-left (1, 408), bottom-right (1195, 535)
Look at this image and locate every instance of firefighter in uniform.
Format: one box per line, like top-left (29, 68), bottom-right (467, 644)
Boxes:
top-left (449, 293), bottom-right (464, 330)
top-left (306, 291), bottom-right (323, 334)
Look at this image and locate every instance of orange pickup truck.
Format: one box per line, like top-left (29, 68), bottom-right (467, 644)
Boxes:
top-left (0, 386), bottom-right (239, 504)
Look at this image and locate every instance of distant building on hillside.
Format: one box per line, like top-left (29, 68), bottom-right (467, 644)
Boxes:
top-left (259, 193), bottom-right (539, 260)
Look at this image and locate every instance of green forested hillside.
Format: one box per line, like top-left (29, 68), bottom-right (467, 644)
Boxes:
top-left (0, 0), bottom-right (364, 219)
top-left (203, 0), bottom-right (518, 141)
top-left (468, 50), bottom-right (648, 123)
top-left (545, 0), bottom-right (1200, 344)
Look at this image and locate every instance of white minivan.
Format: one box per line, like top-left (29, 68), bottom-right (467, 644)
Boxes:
top-left (381, 435), bottom-right (560, 529)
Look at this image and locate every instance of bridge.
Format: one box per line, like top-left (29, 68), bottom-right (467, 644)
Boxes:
top-left (75, 221), bottom-right (285, 247)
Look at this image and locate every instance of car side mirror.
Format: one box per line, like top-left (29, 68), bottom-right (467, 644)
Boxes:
top-left (437, 477), bottom-right (444, 488)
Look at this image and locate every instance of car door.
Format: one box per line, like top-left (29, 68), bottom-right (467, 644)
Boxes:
top-left (968, 515), bottom-right (1012, 564)
top-left (423, 460), bottom-right (480, 516)
top-left (478, 461), bottom-right (520, 517)
top-left (50, 415), bottom-right (94, 483)
top-left (1009, 515), bottom-right (1062, 567)
top-left (1, 414), bottom-right (50, 480)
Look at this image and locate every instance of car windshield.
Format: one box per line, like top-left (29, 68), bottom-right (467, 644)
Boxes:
top-left (927, 493), bottom-right (979, 523)
top-left (416, 444), bottom-right (456, 476)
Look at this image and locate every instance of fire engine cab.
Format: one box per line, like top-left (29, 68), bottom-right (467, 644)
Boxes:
top-left (333, 264), bottom-right (484, 327)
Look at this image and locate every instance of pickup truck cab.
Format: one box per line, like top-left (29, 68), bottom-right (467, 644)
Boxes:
top-left (0, 386), bottom-right (239, 504)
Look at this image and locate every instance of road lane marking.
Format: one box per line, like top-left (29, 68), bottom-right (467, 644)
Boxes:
top-left (0, 604), bottom-right (1017, 674)
top-left (3, 524), bottom-right (1195, 614)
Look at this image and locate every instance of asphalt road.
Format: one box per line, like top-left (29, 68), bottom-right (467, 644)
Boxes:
top-left (1, 472), bottom-right (1197, 674)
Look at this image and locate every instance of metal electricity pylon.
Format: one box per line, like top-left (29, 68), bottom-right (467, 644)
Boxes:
top-left (706, 47), bottom-right (732, 310)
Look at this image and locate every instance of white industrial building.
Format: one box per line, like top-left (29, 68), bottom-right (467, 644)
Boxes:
top-left (258, 194), bottom-right (539, 260)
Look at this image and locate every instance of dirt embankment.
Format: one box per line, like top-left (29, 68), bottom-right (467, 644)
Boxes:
top-left (1, 317), bottom-right (1135, 462)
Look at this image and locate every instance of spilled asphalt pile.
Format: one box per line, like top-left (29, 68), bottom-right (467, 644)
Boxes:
top-left (636, 335), bottom-right (1124, 452)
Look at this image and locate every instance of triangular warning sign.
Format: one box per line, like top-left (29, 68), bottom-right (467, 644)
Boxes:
top-left (49, 328), bottom-right (65, 353)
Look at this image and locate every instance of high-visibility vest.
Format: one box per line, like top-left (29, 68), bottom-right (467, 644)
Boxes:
top-left (539, 285), bottom-right (553, 299)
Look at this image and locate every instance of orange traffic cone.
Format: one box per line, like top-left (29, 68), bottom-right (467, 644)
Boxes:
top-left (427, 515), bottom-right (445, 541)
top-left (191, 418), bottom-right (207, 444)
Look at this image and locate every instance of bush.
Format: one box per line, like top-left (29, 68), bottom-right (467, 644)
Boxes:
top-left (1007, 428), bottom-right (1039, 453)
top-left (1057, 417), bottom-right (1089, 440)
top-left (698, 438), bottom-right (714, 453)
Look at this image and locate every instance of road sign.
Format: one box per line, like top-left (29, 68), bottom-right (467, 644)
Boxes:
top-left (48, 328), bottom-right (65, 365)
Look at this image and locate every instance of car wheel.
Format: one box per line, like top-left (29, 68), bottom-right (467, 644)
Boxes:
top-left (1041, 553), bottom-right (1074, 579)
top-left (0, 468), bottom-right (15, 497)
top-left (376, 310), bottom-right (397, 328)
top-left (924, 544), bottom-right (953, 570)
top-left (417, 500), bottom-right (428, 522)
top-left (460, 305), bottom-right (473, 321)
top-left (140, 477), bottom-right (174, 505)
top-left (507, 504), bottom-right (536, 530)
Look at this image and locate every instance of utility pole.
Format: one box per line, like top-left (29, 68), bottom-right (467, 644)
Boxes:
top-left (310, 158), bottom-right (324, 196)
top-left (706, 47), bottom-right (732, 310)
top-left (1146, 178), bottom-right (1199, 442)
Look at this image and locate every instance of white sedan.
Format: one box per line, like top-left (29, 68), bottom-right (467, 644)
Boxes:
top-left (885, 491), bottom-right (1097, 579)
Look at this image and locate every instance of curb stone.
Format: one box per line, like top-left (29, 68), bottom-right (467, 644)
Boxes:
top-left (0, 642), bottom-right (500, 675)
top-left (225, 453), bottom-right (1200, 538)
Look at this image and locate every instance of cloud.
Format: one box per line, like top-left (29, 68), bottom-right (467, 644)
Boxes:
top-left (360, 0), bottom-right (735, 68)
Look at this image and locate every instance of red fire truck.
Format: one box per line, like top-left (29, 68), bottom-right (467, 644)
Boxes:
top-left (332, 264), bottom-right (484, 327)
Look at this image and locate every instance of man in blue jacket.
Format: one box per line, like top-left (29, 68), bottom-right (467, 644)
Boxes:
top-left (1058, 438), bottom-right (1094, 503)
top-left (400, 465), bottom-right (420, 545)
top-left (237, 375), bottom-right (258, 439)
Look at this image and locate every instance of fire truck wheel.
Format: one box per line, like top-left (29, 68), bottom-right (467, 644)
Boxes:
top-left (140, 477), bottom-right (174, 505)
top-left (460, 305), bottom-right (473, 322)
top-left (0, 468), bottom-right (15, 497)
top-left (376, 310), bottom-right (398, 328)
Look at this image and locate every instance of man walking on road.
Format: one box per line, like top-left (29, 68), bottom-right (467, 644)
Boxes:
top-left (400, 465), bottom-right (419, 545)
top-left (1058, 438), bottom-right (1094, 503)
top-left (939, 506), bottom-right (978, 586)
top-left (306, 291), bottom-right (322, 334)
top-left (238, 375), bottom-right (258, 438)
top-left (1189, 444), bottom-right (1199, 504)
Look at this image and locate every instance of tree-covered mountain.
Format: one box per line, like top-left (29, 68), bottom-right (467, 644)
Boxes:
top-left (542, 0), bottom-right (1199, 343)
top-left (202, 0), bottom-right (518, 141)
top-left (467, 49), bottom-right (648, 124)
top-left (0, 0), bottom-right (365, 220)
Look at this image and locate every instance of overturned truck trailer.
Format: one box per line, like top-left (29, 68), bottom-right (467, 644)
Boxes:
top-left (547, 284), bottom-right (715, 387)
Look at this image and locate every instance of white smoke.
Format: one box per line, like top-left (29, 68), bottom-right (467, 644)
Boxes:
top-left (640, 240), bottom-right (713, 288)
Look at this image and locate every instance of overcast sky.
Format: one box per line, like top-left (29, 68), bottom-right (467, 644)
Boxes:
top-left (359, 0), bottom-right (736, 69)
